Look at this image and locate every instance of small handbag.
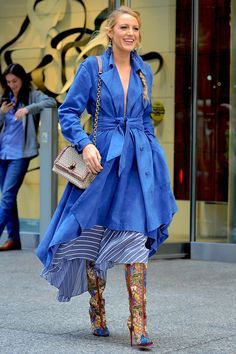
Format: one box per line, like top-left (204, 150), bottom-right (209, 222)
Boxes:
top-left (52, 56), bottom-right (102, 189)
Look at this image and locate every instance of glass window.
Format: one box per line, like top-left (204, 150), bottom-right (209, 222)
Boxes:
top-left (173, 0), bottom-right (236, 244)
top-left (195, 0), bottom-right (233, 244)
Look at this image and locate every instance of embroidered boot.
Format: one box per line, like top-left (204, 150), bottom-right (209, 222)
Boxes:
top-left (86, 260), bottom-right (110, 337)
top-left (125, 263), bottom-right (153, 348)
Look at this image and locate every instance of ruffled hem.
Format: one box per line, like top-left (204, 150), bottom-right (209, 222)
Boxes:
top-left (41, 226), bottom-right (149, 302)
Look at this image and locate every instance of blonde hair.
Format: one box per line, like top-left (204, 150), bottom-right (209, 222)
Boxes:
top-left (138, 70), bottom-right (149, 101)
top-left (106, 6), bottom-right (141, 45)
top-left (77, 6), bottom-right (141, 61)
top-left (76, 6), bottom-right (149, 101)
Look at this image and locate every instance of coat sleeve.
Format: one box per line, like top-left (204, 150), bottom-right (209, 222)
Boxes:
top-left (26, 90), bottom-right (57, 114)
top-left (58, 62), bottom-right (93, 151)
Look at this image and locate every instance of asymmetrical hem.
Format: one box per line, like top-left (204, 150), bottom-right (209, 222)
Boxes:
top-left (41, 225), bottom-right (149, 302)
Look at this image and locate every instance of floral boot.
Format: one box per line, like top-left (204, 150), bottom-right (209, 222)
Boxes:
top-left (86, 260), bottom-right (110, 337)
top-left (125, 263), bottom-right (153, 348)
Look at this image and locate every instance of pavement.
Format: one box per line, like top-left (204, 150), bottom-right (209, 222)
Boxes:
top-left (0, 250), bottom-right (236, 354)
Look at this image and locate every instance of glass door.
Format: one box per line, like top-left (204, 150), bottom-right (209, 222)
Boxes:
top-left (194, 0), bottom-right (236, 245)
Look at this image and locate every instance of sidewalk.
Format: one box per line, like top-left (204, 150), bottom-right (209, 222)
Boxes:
top-left (0, 250), bottom-right (236, 354)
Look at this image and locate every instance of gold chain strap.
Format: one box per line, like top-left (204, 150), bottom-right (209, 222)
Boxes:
top-left (92, 56), bottom-right (102, 146)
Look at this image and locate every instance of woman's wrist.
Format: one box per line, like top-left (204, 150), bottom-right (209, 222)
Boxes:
top-left (82, 143), bottom-right (93, 152)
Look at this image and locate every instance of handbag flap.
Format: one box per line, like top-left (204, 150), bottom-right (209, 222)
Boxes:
top-left (54, 146), bottom-right (90, 180)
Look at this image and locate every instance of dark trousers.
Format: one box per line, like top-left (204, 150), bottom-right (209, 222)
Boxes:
top-left (0, 158), bottom-right (30, 241)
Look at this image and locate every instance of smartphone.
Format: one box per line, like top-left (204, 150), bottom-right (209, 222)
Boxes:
top-left (1, 97), bottom-right (11, 104)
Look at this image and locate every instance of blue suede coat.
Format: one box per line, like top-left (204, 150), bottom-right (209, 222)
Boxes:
top-left (37, 49), bottom-right (177, 268)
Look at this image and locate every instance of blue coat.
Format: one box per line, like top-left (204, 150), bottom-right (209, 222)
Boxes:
top-left (37, 49), bottom-right (177, 268)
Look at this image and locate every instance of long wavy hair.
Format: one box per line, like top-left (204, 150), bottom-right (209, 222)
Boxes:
top-left (60, 7), bottom-right (149, 101)
top-left (77, 6), bottom-right (142, 61)
top-left (1, 63), bottom-right (31, 110)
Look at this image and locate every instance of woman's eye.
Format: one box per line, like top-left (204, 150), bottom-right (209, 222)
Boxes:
top-left (120, 25), bottom-right (139, 31)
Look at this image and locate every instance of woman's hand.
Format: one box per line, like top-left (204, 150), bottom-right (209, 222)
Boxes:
top-left (0, 101), bottom-right (14, 114)
top-left (15, 107), bottom-right (29, 120)
top-left (82, 144), bottom-right (103, 174)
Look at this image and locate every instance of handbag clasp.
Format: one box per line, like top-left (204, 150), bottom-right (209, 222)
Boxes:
top-left (68, 162), bottom-right (76, 170)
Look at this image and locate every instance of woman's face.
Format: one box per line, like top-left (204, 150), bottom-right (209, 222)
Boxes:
top-left (5, 73), bottom-right (23, 97)
top-left (108, 13), bottom-right (140, 54)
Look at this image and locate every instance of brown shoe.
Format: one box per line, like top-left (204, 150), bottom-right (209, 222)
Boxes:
top-left (0, 240), bottom-right (22, 251)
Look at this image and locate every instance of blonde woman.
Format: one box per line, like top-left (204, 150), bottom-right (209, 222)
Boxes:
top-left (37, 6), bottom-right (177, 349)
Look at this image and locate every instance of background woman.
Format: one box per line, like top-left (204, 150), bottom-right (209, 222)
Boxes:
top-left (0, 63), bottom-right (56, 251)
top-left (37, 6), bottom-right (177, 349)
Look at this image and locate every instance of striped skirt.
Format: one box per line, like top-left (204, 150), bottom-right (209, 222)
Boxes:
top-left (41, 225), bottom-right (149, 302)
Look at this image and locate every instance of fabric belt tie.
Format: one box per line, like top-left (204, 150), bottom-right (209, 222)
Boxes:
top-left (97, 116), bottom-right (144, 176)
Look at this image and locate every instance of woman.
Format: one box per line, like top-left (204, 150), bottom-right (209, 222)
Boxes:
top-left (0, 63), bottom-right (56, 251)
top-left (37, 6), bottom-right (177, 349)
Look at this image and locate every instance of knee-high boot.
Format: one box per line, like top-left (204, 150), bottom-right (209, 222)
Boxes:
top-left (86, 260), bottom-right (110, 337)
top-left (125, 263), bottom-right (153, 348)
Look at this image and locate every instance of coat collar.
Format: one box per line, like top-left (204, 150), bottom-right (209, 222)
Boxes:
top-left (103, 47), bottom-right (147, 75)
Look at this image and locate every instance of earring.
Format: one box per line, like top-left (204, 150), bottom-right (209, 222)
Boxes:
top-left (108, 38), bottom-right (112, 48)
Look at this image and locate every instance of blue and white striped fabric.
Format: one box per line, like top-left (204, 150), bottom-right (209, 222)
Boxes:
top-left (42, 225), bottom-right (149, 302)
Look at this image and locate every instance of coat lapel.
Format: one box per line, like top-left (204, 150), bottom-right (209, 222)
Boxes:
top-left (127, 51), bottom-right (149, 115)
top-left (127, 68), bottom-right (143, 115)
top-left (100, 49), bottom-right (148, 117)
top-left (101, 67), bottom-right (124, 117)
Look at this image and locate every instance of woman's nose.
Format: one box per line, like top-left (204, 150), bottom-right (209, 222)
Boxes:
top-left (127, 28), bottom-right (134, 35)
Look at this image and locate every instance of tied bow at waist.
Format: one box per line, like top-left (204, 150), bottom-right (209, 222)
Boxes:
top-left (96, 116), bottom-right (145, 176)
